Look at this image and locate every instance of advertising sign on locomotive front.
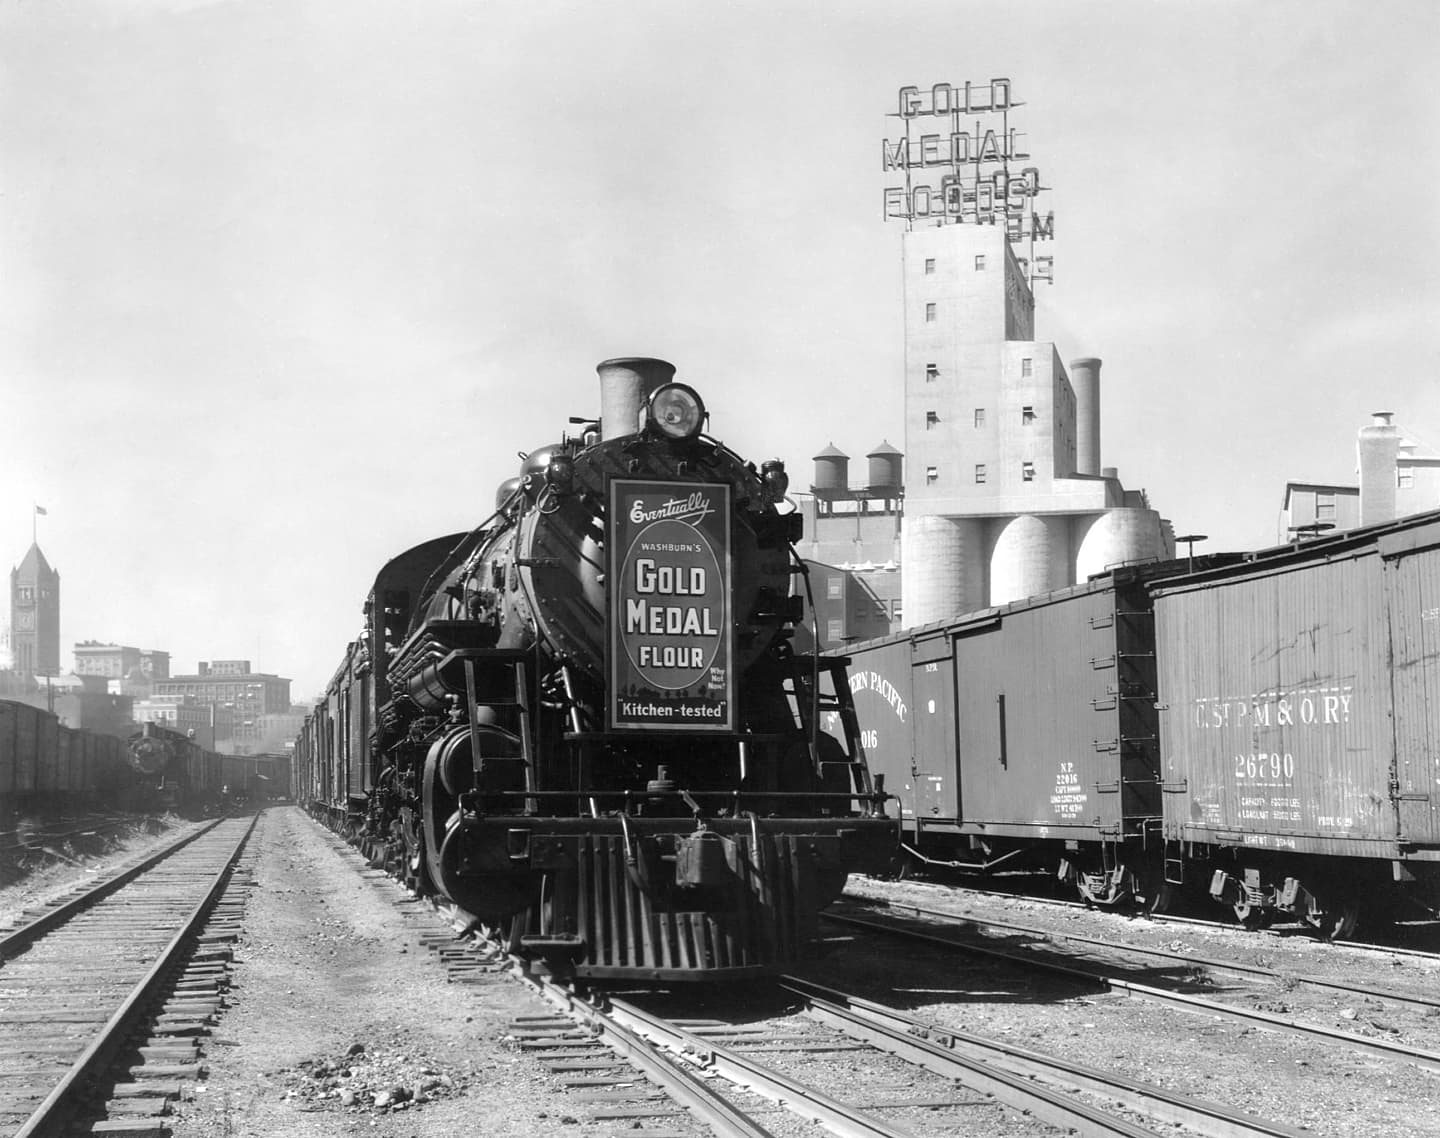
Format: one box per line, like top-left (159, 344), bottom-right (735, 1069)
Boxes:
top-left (607, 479), bottom-right (735, 732)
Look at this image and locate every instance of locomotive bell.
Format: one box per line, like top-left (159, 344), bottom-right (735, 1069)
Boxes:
top-left (761, 458), bottom-right (789, 501)
top-left (518, 445), bottom-right (564, 500)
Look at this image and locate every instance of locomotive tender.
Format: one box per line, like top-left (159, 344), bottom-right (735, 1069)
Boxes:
top-left (844, 509), bottom-right (1440, 936)
top-left (295, 358), bottom-right (897, 981)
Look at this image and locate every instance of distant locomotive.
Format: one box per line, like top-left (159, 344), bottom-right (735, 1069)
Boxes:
top-left (0, 702), bottom-right (225, 818)
top-left (845, 510), bottom-right (1440, 937)
top-left (126, 721), bottom-right (225, 812)
top-left (295, 358), bottom-right (897, 981)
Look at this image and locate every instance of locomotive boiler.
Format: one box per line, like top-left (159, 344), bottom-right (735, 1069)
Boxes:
top-left (296, 358), bottom-right (897, 980)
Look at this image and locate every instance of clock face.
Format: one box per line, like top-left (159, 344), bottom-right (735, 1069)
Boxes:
top-left (16, 610), bottom-right (34, 630)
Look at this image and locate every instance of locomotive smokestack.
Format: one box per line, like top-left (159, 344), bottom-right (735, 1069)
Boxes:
top-left (597, 357), bottom-right (676, 441)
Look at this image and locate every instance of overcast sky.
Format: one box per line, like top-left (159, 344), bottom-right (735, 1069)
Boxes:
top-left (3, 0), bottom-right (1437, 699)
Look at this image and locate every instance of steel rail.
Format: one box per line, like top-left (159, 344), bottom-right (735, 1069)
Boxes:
top-left (825, 910), bottom-right (1440, 1074)
top-left (780, 974), bottom-right (1308, 1138)
top-left (854, 897), bottom-right (1440, 1012)
top-left (600, 994), bottom-right (926, 1138)
top-left (0, 813), bottom-right (134, 855)
top-left (0, 817), bottom-right (223, 961)
top-left (12, 814), bottom-right (258, 1138)
top-left (515, 971), bottom-right (780, 1138)
top-left (849, 882), bottom-right (1440, 961)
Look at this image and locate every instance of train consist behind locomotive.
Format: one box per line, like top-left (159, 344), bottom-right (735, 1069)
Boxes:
top-left (0, 702), bottom-right (228, 817)
top-left (846, 510), bottom-right (1440, 937)
top-left (294, 357), bottom-right (897, 981)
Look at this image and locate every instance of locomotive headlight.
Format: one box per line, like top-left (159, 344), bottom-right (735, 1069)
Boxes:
top-left (647, 383), bottom-right (705, 440)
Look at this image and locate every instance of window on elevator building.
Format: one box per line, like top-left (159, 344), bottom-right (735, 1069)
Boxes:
top-left (925, 411), bottom-right (939, 430)
top-left (974, 464), bottom-right (986, 484)
top-left (1022, 461), bottom-right (1036, 481)
top-left (925, 363), bottom-right (939, 382)
top-left (1022, 405), bottom-right (1036, 424)
top-left (926, 466), bottom-right (939, 484)
top-left (925, 302), bottom-right (937, 323)
top-left (973, 408), bottom-right (985, 427)
top-left (974, 254), bottom-right (986, 270)
top-left (1021, 357), bottom-right (1032, 377)
top-left (924, 258), bottom-right (935, 274)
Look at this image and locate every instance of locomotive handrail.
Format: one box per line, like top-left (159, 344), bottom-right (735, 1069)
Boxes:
top-left (468, 787), bottom-right (882, 812)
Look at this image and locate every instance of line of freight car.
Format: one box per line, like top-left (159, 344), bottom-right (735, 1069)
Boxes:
top-left (294, 356), bottom-right (898, 983)
top-left (839, 508), bottom-right (1440, 938)
top-left (0, 703), bottom-right (226, 820)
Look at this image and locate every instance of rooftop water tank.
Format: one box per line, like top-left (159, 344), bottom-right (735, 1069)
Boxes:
top-left (866, 441), bottom-right (903, 492)
top-left (812, 444), bottom-right (849, 495)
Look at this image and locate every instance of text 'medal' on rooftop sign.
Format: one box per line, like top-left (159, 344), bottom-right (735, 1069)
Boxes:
top-left (882, 77), bottom-right (1055, 281)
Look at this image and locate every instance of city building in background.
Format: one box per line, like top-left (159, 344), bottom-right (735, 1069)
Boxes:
top-left (1277, 483), bottom-right (1361, 543)
top-left (152, 661), bottom-right (293, 753)
top-left (10, 542), bottom-right (60, 676)
top-left (3, 532), bottom-right (301, 752)
top-left (792, 443), bottom-right (904, 649)
top-left (132, 696), bottom-right (233, 749)
top-left (73, 641), bottom-right (171, 699)
top-left (1278, 413), bottom-right (1440, 541)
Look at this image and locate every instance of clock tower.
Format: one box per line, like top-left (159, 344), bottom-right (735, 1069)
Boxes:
top-left (11, 543), bottom-right (60, 677)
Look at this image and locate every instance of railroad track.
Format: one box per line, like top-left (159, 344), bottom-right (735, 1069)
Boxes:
top-left (0, 814), bottom-right (142, 862)
top-left (0, 813), bottom-right (258, 1136)
top-left (824, 900), bottom-right (1440, 1076)
top-left (852, 897), bottom-right (1440, 1014)
top-left (867, 876), bottom-right (1440, 957)
top-left (384, 901), bottom-right (1309, 1137)
top-left (520, 968), bottom-right (1311, 1137)
top-left (300, 814), bottom-right (1429, 1137)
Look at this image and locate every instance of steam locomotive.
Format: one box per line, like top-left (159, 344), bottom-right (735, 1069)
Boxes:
top-left (295, 358), bottom-right (897, 980)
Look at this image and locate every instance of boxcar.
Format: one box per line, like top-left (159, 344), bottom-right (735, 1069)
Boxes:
top-left (1154, 514), bottom-right (1440, 930)
top-left (0, 698), bottom-right (134, 813)
top-left (847, 564), bottom-right (1182, 906)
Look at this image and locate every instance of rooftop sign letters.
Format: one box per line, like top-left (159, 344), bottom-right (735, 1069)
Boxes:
top-left (882, 78), bottom-right (1055, 282)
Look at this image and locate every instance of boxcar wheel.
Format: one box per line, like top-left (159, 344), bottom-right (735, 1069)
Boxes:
top-left (1143, 880), bottom-right (1176, 916)
top-left (1232, 900), bottom-right (1268, 931)
top-left (1317, 903), bottom-right (1360, 941)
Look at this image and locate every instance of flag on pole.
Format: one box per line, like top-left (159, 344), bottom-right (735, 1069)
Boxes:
top-left (34, 506), bottom-right (46, 516)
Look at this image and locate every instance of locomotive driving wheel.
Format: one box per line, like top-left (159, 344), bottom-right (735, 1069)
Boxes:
top-left (420, 725), bottom-right (537, 920)
top-left (399, 804), bottom-right (433, 896)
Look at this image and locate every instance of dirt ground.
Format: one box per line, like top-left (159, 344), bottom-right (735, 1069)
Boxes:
top-left (14, 810), bottom-right (1440, 1137)
top-left (828, 875), bottom-right (1440, 1138)
top-left (160, 806), bottom-right (666, 1138)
